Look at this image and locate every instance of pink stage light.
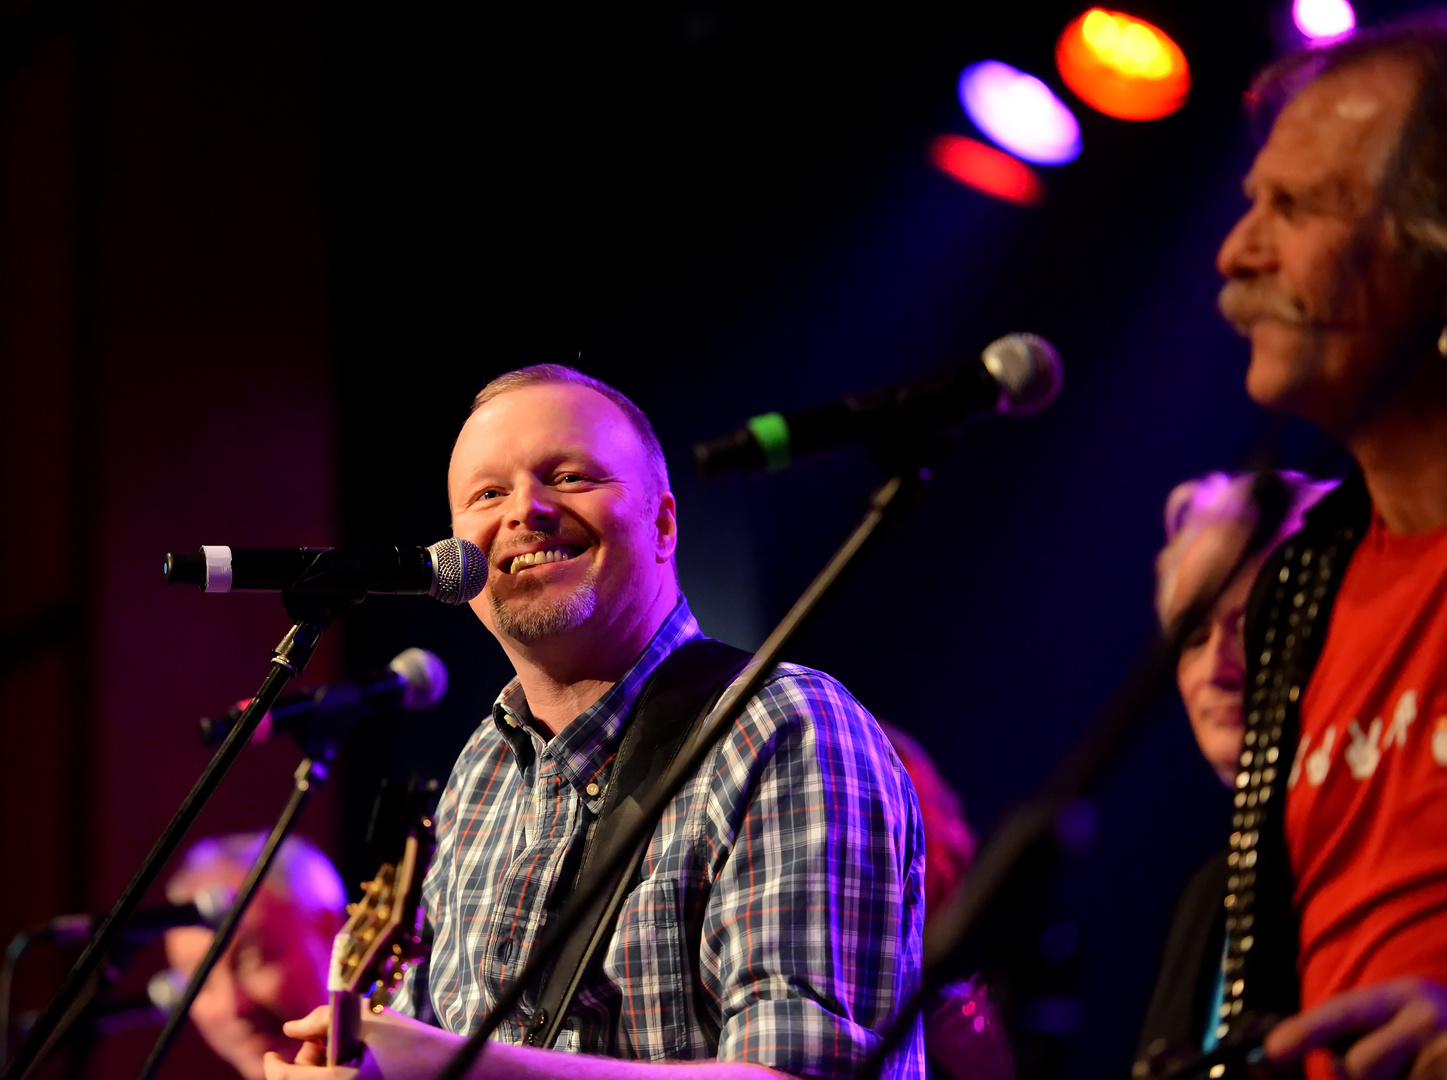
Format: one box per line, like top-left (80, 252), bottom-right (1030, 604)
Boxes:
top-left (1293, 0), bottom-right (1355, 41)
top-left (957, 61), bottom-right (1082, 166)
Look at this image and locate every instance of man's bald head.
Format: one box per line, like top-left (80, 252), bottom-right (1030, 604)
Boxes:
top-left (467, 365), bottom-right (670, 499)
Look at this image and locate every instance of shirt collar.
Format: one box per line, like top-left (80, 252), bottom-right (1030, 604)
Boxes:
top-left (490, 596), bottom-right (702, 799)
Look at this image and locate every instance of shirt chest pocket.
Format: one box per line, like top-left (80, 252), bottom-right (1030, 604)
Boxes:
top-left (602, 876), bottom-right (692, 1061)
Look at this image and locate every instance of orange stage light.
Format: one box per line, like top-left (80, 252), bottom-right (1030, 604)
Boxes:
top-left (929, 134), bottom-right (1044, 207)
top-left (1056, 8), bottom-right (1190, 121)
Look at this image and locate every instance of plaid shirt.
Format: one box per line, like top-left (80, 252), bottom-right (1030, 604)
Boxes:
top-left (393, 599), bottom-right (926, 1078)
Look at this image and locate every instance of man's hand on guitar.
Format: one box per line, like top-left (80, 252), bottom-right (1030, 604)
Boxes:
top-left (1265, 978), bottom-right (1447, 1080)
top-left (261, 1003), bottom-right (466, 1080)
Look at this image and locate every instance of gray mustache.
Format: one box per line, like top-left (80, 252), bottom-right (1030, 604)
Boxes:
top-left (1218, 279), bottom-right (1307, 332)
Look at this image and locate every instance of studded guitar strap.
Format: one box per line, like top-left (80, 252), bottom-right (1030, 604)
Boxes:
top-left (1218, 477), bottom-right (1368, 1048)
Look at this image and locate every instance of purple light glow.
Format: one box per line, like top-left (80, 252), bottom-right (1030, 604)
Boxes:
top-left (957, 61), bottom-right (1081, 166)
top-left (1293, 0), bottom-right (1355, 41)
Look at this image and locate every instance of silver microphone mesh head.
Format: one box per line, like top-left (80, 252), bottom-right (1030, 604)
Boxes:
top-left (148, 969), bottom-right (187, 1013)
top-left (388, 647), bottom-right (449, 709)
top-left (193, 885), bottom-right (234, 927)
top-left (981, 332), bottom-right (1063, 416)
top-left (427, 537), bottom-right (487, 605)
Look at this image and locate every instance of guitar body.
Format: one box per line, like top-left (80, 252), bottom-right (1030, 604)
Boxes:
top-left (1133, 1013), bottom-right (1284, 1080)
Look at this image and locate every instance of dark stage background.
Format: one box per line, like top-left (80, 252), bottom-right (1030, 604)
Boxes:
top-left (0, 1), bottom-right (1416, 1077)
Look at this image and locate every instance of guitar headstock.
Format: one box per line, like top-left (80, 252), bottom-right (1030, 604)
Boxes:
top-left (328, 778), bottom-right (439, 1008)
top-left (331, 834), bottom-right (425, 1003)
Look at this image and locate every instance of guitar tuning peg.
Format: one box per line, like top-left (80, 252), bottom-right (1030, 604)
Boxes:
top-left (346, 903), bottom-right (358, 915)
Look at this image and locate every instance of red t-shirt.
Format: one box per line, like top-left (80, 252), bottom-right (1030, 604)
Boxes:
top-left (1286, 517), bottom-right (1447, 1078)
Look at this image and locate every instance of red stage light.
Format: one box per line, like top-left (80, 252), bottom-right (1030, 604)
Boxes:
top-left (929, 134), bottom-right (1045, 207)
top-left (1056, 8), bottom-right (1190, 121)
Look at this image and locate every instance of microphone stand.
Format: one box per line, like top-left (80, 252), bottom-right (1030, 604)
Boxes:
top-left (857, 635), bottom-right (1185, 1077)
top-left (857, 472), bottom-right (1295, 1078)
top-left (1, 589), bottom-right (363, 1080)
top-left (434, 462), bottom-right (1286, 1080)
top-left (436, 449), bottom-right (935, 1080)
top-left (7, 935), bottom-right (143, 1080)
top-left (135, 750), bottom-right (336, 1080)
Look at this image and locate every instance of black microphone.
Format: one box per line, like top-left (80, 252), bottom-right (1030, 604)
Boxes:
top-left (198, 647), bottom-right (449, 748)
top-left (162, 538), bottom-right (486, 605)
top-left (28, 888), bottom-right (233, 947)
top-left (694, 332), bottom-right (1063, 477)
top-left (11, 972), bottom-right (191, 1042)
top-left (86, 971), bottom-right (182, 1034)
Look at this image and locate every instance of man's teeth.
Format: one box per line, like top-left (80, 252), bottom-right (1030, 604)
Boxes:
top-left (508, 548), bottom-right (576, 573)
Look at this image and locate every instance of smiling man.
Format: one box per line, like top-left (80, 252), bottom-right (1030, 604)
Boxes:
top-left (449, 370), bottom-right (684, 731)
top-left (1198, 14), bottom-right (1447, 1080)
top-left (264, 365), bottom-right (926, 1080)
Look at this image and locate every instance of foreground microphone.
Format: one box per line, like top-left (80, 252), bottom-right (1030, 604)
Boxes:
top-left (198, 647), bottom-right (448, 748)
top-left (694, 332), bottom-right (1063, 477)
top-left (29, 887), bottom-right (233, 947)
top-left (162, 538), bottom-right (486, 604)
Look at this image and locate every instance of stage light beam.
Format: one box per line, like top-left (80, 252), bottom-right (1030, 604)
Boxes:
top-left (1057, 8), bottom-right (1190, 121)
top-left (957, 61), bottom-right (1082, 166)
top-left (1294, 0), bottom-right (1355, 41)
top-left (930, 134), bottom-right (1046, 207)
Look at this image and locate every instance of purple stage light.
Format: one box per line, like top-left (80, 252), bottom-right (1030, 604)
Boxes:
top-left (1293, 0), bottom-right (1355, 41)
top-left (957, 61), bottom-right (1082, 166)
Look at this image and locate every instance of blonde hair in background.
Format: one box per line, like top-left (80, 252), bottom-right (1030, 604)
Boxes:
top-left (1154, 471), bottom-right (1337, 629)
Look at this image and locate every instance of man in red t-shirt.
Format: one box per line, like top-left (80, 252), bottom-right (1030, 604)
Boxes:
top-left (1214, 14), bottom-right (1447, 1080)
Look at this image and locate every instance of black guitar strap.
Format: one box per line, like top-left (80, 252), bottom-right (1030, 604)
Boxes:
top-left (523, 637), bottom-right (752, 1049)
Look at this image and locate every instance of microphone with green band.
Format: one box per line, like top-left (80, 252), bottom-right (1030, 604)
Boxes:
top-left (693, 332), bottom-right (1062, 478)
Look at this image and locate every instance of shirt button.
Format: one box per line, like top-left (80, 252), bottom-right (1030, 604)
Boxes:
top-left (586, 782), bottom-right (600, 797)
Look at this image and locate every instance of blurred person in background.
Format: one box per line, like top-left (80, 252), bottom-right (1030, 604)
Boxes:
top-left (1156, 473), bottom-right (1335, 786)
top-left (881, 723), bottom-right (976, 918)
top-left (1137, 471), bottom-right (1333, 1064)
top-left (163, 833), bottom-right (345, 1080)
top-left (880, 723), bottom-right (1013, 1080)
